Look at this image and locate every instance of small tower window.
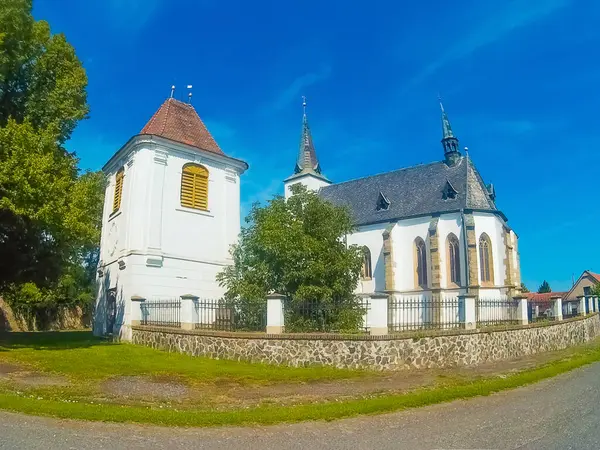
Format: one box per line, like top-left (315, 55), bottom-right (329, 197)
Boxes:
top-left (112, 167), bottom-right (124, 213)
top-left (360, 246), bottom-right (372, 279)
top-left (181, 163), bottom-right (209, 210)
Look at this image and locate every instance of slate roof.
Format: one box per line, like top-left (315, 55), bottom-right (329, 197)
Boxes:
top-left (286, 112), bottom-right (329, 182)
top-left (141, 98), bottom-right (224, 156)
top-left (319, 156), bottom-right (499, 226)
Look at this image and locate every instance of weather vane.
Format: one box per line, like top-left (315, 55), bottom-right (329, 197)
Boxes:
top-left (302, 95), bottom-right (307, 115)
top-left (187, 85), bottom-right (193, 104)
top-left (170, 85), bottom-right (175, 98)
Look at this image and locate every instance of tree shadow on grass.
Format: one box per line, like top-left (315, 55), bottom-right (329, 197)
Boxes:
top-left (0, 331), bottom-right (114, 351)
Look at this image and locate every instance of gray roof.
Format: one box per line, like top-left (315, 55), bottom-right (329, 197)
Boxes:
top-left (319, 156), bottom-right (500, 226)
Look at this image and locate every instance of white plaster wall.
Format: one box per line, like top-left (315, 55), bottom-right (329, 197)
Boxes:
top-left (96, 136), bottom-right (246, 340)
top-left (284, 174), bottom-right (331, 199)
top-left (473, 212), bottom-right (506, 288)
top-left (392, 217), bottom-right (431, 292)
top-left (345, 223), bottom-right (393, 294)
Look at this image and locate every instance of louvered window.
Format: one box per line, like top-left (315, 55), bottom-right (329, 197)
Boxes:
top-left (181, 164), bottom-right (209, 210)
top-left (112, 168), bottom-right (124, 213)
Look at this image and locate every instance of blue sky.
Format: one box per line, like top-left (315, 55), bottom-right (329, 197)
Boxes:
top-left (33, 0), bottom-right (599, 291)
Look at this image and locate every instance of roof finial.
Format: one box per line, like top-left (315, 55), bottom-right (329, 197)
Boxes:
top-left (187, 84), bottom-right (193, 104)
top-left (170, 85), bottom-right (175, 98)
top-left (438, 93), bottom-right (445, 113)
top-left (302, 95), bottom-right (307, 117)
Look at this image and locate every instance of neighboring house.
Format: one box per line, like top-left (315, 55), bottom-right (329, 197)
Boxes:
top-left (284, 102), bottom-right (522, 299)
top-left (94, 96), bottom-right (248, 339)
top-left (562, 271), bottom-right (600, 316)
top-left (526, 292), bottom-right (568, 319)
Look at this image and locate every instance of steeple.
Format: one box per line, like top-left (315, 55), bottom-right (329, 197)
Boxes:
top-left (284, 97), bottom-right (331, 199)
top-left (439, 100), bottom-right (461, 166)
top-left (294, 96), bottom-right (324, 176)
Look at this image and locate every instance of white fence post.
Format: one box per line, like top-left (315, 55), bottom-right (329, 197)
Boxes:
top-left (551, 295), bottom-right (563, 321)
top-left (514, 295), bottom-right (529, 325)
top-left (459, 294), bottom-right (476, 330)
top-left (594, 296), bottom-right (599, 314)
top-left (369, 293), bottom-right (389, 336)
top-left (180, 294), bottom-right (199, 330)
top-left (130, 296), bottom-right (146, 326)
top-left (266, 293), bottom-right (285, 334)
top-left (578, 296), bottom-right (587, 315)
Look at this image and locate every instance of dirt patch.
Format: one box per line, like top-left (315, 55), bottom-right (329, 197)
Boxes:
top-left (11, 373), bottom-right (70, 387)
top-left (0, 362), bottom-right (20, 377)
top-left (102, 376), bottom-right (191, 401)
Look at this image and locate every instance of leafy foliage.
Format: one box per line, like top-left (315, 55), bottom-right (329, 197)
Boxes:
top-left (537, 280), bottom-right (551, 294)
top-left (217, 184), bottom-right (364, 332)
top-left (0, 0), bottom-right (103, 315)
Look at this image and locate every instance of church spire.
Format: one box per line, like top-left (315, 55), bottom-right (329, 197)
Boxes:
top-left (439, 99), bottom-right (461, 166)
top-left (294, 97), bottom-right (322, 175)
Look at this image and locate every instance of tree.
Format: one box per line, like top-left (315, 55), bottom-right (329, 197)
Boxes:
top-left (0, 0), bottom-right (103, 313)
top-left (538, 280), bottom-right (551, 294)
top-left (217, 184), bottom-right (364, 332)
top-left (520, 282), bottom-right (530, 293)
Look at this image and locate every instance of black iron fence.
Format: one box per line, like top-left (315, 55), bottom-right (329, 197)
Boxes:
top-left (388, 295), bottom-right (461, 332)
top-left (476, 296), bottom-right (519, 327)
top-left (195, 298), bottom-right (266, 332)
top-left (283, 298), bottom-right (368, 333)
top-left (140, 298), bottom-right (181, 328)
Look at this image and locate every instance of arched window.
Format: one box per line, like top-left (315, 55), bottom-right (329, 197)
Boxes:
top-left (479, 233), bottom-right (494, 284)
top-left (414, 237), bottom-right (428, 288)
top-left (112, 167), bottom-right (124, 213)
top-left (360, 246), bottom-right (372, 279)
top-left (446, 234), bottom-right (461, 286)
top-left (181, 163), bottom-right (209, 210)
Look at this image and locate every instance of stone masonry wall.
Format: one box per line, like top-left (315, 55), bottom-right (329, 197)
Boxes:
top-left (132, 314), bottom-right (600, 371)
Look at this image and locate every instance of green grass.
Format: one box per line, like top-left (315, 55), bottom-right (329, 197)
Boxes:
top-left (1, 340), bottom-right (600, 426)
top-left (2, 331), bottom-right (600, 427)
top-left (0, 331), bottom-right (366, 385)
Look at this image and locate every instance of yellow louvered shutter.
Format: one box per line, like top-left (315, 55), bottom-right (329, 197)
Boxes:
top-left (112, 168), bottom-right (124, 213)
top-left (181, 164), bottom-right (209, 210)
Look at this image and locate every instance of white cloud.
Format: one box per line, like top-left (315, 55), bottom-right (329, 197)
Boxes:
top-left (270, 66), bottom-right (332, 111)
top-left (410, 0), bottom-right (572, 84)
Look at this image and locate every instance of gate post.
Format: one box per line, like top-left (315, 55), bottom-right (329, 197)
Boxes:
top-left (550, 295), bottom-right (563, 321)
top-left (459, 294), bottom-right (477, 330)
top-left (180, 294), bottom-right (199, 330)
top-left (266, 293), bottom-right (285, 334)
top-left (130, 296), bottom-right (146, 326)
top-left (514, 295), bottom-right (529, 326)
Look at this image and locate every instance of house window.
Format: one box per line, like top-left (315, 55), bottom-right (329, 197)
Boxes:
top-left (414, 237), bottom-right (428, 288)
top-left (361, 246), bottom-right (372, 279)
top-left (112, 167), bottom-right (124, 213)
top-left (181, 163), bottom-right (209, 210)
top-left (479, 233), bottom-right (494, 284)
top-left (447, 233), bottom-right (461, 286)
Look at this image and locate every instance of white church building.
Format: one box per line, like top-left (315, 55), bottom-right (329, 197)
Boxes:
top-left (95, 92), bottom-right (521, 339)
top-left (94, 95), bottom-right (248, 339)
top-left (284, 102), bottom-right (522, 303)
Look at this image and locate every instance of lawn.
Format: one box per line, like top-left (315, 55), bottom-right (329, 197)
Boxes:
top-left (0, 331), bottom-right (365, 385)
top-left (1, 331), bottom-right (600, 427)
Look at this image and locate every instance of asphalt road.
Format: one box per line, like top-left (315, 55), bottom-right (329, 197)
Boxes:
top-left (2, 363), bottom-right (600, 450)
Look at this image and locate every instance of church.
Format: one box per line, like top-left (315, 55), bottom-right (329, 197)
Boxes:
top-left (284, 102), bottom-right (522, 302)
top-left (94, 91), bottom-right (521, 340)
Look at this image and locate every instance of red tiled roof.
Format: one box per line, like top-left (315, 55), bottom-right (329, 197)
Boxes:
top-left (590, 272), bottom-right (600, 283)
top-left (141, 98), bottom-right (224, 156)
top-left (525, 292), bottom-right (568, 302)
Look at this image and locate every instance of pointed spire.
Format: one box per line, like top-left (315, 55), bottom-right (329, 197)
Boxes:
top-left (438, 97), bottom-right (461, 166)
top-left (294, 97), bottom-right (323, 175)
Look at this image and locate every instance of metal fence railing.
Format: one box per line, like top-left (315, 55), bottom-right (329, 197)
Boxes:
top-left (283, 298), bottom-right (368, 333)
top-left (140, 298), bottom-right (181, 328)
top-left (195, 298), bottom-right (266, 332)
top-left (388, 294), bottom-right (461, 332)
top-left (476, 296), bottom-right (519, 327)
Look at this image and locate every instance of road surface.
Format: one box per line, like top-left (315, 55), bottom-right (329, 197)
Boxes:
top-left (1, 362), bottom-right (599, 450)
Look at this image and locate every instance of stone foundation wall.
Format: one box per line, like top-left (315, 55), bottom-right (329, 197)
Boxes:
top-left (132, 314), bottom-right (600, 371)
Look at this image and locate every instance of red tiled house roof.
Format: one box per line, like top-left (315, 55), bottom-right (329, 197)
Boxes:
top-left (590, 272), bottom-right (600, 283)
top-left (141, 98), bottom-right (224, 156)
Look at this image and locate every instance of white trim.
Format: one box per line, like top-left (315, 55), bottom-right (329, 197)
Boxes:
top-left (175, 207), bottom-right (214, 217)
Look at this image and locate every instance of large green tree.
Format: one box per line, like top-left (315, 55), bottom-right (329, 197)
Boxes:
top-left (537, 280), bottom-right (551, 294)
top-left (217, 184), bottom-right (364, 332)
top-left (0, 0), bottom-right (103, 311)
